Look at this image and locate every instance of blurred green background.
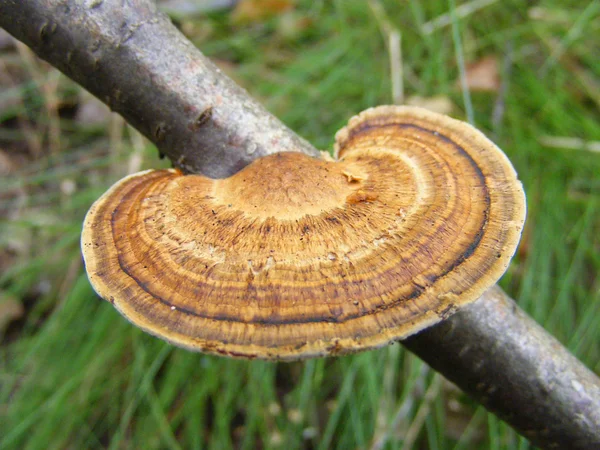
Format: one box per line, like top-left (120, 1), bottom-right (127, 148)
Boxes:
top-left (1, 1), bottom-right (599, 449)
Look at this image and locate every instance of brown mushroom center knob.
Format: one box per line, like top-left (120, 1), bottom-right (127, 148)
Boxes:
top-left (81, 106), bottom-right (526, 360)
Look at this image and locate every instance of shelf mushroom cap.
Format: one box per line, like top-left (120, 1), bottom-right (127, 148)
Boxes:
top-left (81, 105), bottom-right (526, 360)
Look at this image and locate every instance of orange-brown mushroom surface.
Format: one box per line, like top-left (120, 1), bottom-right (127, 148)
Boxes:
top-left (81, 106), bottom-right (526, 360)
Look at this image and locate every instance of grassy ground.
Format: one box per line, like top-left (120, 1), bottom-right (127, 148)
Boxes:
top-left (1, 1), bottom-right (599, 449)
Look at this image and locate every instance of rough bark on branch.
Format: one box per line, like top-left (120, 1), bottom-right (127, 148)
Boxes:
top-left (1, 1), bottom-right (599, 448)
top-left (0, 0), bottom-right (317, 178)
top-left (404, 286), bottom-right (600, 449)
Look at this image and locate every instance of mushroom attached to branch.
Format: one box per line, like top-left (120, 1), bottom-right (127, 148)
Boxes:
top-left (81, 105), bottom-right (525, 360)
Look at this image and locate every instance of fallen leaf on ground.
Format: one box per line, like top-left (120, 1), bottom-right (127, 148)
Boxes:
top-left (276, 11), bottom-right (313, 40)
top-left (231, 0), bottom-right (293, 24)
top-left (406, 95), bottom-right (454, 115)
top-left (0, 291), bottom-right (24, 333)
top-left (460, 55), bottom-right (500, 92)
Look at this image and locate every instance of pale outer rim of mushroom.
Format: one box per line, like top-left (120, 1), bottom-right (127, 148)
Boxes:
top-left (81, 105), bottom-right (527, 360)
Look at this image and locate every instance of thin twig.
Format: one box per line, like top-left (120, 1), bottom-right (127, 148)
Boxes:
top-left (539, 136), bottom-right (600, 153)
top-left (108, 113), bottom-right (125, 178)
top-left (128, 127), bottom-right (146, 174)
top-left (389, 31), bottom-right (403, 105)
top-left (368, 0), bottom-right (403, 104)
top-left (368, 0), bottom-right (393, 36)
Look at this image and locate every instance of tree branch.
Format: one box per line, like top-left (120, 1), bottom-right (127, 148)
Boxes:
top-left (2, 1), bottom-right (599, 448)
top-left (404, 286), bottom-right (600, 449)
top-left (0, 0), bottom-right (318, 178)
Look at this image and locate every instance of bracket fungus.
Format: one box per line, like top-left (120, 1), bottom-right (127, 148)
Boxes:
top-left (82, 106), bottom-right (526, 360)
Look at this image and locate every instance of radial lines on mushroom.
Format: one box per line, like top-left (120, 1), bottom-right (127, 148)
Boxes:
top-left (81, 106), bottom-right (526, 360)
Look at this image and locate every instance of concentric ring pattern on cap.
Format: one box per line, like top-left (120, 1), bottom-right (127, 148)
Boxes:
top-left (81, 105), bottom-right (526, 360)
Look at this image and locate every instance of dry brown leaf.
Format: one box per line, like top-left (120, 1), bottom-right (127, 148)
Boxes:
top-left (276, 11), bottom-right (313, 40)
top-left (461, 55), bottom-right (500, 92)
top-left (0, 291), bottom-right (24, 332)
top-left (406, 95), bottom-right (454, 115)
top-left (231, 0), bottom-right (293, 24)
